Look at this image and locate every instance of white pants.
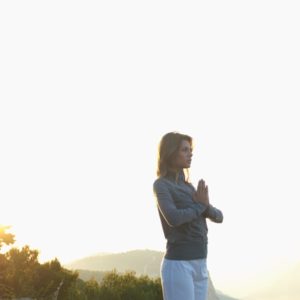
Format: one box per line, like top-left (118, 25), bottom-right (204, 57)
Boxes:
top-left (160, 257), bottom-right (208, 300)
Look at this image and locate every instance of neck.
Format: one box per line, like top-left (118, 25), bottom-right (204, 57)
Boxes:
top-left (166, 168), bottom-right (185, 183)
top-left (169, 167), bottom-right (183, 174)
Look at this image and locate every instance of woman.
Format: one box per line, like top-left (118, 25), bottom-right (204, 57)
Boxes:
top-left (153, 132), bottom-right (223, 300)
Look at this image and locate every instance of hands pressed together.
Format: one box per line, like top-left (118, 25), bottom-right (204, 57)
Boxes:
top-left (192, 179), bottom-right (210, 206)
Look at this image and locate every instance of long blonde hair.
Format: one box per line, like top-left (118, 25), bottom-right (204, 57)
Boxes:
top-left (156, 131), bottom-right (193, 182)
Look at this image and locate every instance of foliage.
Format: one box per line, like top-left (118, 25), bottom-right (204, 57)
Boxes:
top-left (0, 226), bottom-right (163, 299)
top-left (56, 269), bottom-right (163, 300)
top-left (0, 225), bottom-right (15, 250)
top-left (0, 245), bottom-right (78, 299)
top-left (98, 269), bottom-right (163, 300)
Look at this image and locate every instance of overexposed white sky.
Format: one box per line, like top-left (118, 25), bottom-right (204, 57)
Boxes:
top-left (1, 1), bottom-right (300, 298)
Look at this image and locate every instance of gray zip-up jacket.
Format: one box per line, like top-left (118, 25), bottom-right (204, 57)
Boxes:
top-left (153, 170), bottom-right (223, 260)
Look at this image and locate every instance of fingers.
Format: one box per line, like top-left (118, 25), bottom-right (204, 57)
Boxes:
top-left (197, 179), bottom-right (209, 202)
top-left (197, 179), bottom-right (206, 192)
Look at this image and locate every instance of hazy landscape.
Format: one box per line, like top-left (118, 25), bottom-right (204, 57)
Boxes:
top-left (243, 262), bottom-right (300, 300)
top-left (65, 249), bottom-right (300, 300)
top-left (65, 249), bottom-right (238, 300)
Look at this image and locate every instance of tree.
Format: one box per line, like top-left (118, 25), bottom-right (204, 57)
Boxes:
top-left (5, 245), bottom-right (40, 297)
top-left (0, 225), bottom-right (15, 250)
top-left (98, 269), bottom-right (163, 300)
top-left (0, 226), bottom-right (164, 300)
top-left (0, 226), bottom-right (79, 300)
top-left (84, 279), bottom-right (100, 300)
top-left (0, 225), bottom-right (15, 299)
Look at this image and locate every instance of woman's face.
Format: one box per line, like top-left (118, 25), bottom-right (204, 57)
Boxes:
top-left (172, 140), bottom-right (193, 169)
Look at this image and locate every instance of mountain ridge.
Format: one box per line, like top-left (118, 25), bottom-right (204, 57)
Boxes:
top-left (64, 248), bottom-right (239, 300)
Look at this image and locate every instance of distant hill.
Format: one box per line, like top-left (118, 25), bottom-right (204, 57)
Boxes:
top-left (74, 269), bottom-right (107, 283)
top-left (244, 262), bottom-right (300, 300)
top-left (65, 249), bottom-right (164, 277)
top-left (216, 290), bottom-right (240, 300)
top-left (65, 249), bottom-right (239, 300)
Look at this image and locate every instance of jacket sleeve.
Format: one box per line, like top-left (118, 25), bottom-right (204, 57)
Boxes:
top-left (203, 204), bottom-right (223, 223)
top-left (153, 180), bottom-right (207, 227)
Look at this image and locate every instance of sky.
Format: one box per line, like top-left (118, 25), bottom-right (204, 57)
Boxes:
top-left (1, 1), bottom-right (300, 298)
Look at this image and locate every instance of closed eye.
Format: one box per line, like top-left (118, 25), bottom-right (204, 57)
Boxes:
top-left (182, 147), bottom-right (193, 153)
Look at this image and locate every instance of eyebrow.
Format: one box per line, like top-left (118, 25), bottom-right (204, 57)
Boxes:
top-left (181, 146), bottom-right (193, 150)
